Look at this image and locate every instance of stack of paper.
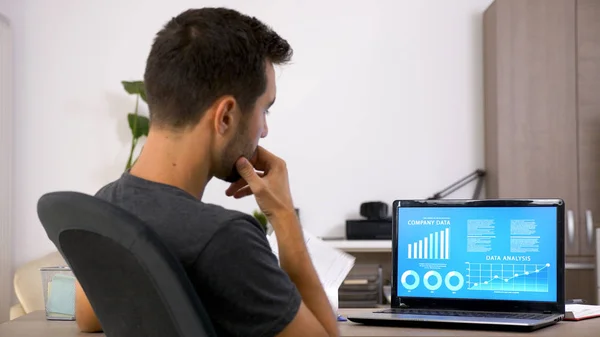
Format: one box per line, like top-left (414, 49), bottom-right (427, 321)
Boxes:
top-left (46, 274), bottom-right (76, 320)
top-left (565, 304), bottom-right (600, 321)
top-left (267, 230), bottom-right (356, 312)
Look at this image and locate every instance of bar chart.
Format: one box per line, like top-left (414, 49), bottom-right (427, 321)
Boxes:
top-left (407, 228), bottom-right (450, 260)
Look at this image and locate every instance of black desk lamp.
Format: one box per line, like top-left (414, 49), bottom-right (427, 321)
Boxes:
top-left (427, 169), bottom-right (486, 200)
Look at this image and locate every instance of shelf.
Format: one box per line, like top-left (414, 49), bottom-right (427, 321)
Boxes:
top-left (323, 240), bottom-right (392, 253)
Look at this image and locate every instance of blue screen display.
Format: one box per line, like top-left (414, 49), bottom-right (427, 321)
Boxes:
top-left (396, 206), bottom-right (557, 302)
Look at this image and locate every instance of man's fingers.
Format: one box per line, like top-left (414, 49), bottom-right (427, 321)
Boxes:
top-left (235, 157), bottom-right (261, 186)
top-left (229, 149), bottom-right (279, 199)
top-left (225, 172), bottom-right (264, 196)
top-left (233, 186), bottom-right (254, 199)
top-left (226, 179), bottom-right (247, 196)
top-left (248, 146), bottom-right (278, 171)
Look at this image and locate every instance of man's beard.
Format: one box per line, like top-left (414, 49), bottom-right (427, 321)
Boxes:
top-left (222, 148), bottom-right (255, 183)
top-left (223, 163), bottom-right (243, 183)
top-left (220, 130), bottom-right (256, 183)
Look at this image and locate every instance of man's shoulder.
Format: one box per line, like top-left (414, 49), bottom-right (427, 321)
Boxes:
top-left (209, 206), bottom-right (263, 229)
top-left (92, 174), bottom-right (268, 268)
top-left (191, 209), bottom-right (299, 337)
top-left (93, 173), bottom-right (265, 241)
top-left (94, 179), bottom-right (116, 198)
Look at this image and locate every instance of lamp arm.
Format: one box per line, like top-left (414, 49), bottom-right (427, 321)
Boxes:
top-left (427, 169), bottom-right (486, 200)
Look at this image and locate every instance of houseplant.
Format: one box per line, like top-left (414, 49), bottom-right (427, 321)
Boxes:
top-left (252, 210), bottom-right (268, 233)
top-left (121, 80), bottom-right (150, 170)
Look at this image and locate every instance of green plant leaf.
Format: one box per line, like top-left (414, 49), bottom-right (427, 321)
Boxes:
top-left (121, 81), bottom-right (144, 95)
top-left (122, 81), bottom-right (147, 102)
top-left (127, 113), bottom-right (150, 138)
top-left (252, 210), bottom-right (268, 232)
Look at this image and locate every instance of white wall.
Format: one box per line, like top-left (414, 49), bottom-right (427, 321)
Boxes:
top-left (0, 0), bottom-right (12, 17)
top-left (0, 0), bottom-right (14, 321)
top-left (10, 0), bottom-right (494, 270)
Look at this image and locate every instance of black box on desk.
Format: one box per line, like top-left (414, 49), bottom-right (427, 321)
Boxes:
top-left (345, 219), bottom-right (392, 240)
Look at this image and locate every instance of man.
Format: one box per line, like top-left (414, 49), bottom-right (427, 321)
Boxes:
top-left (74, 7), bottom-right (338, 337)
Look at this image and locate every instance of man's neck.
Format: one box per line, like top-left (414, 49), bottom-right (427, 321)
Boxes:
top-left (129, 129), bottom-right (211, 199)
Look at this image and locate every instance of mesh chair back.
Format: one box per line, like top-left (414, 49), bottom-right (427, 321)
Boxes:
top-left (37, 191), bottom-right (216, 337)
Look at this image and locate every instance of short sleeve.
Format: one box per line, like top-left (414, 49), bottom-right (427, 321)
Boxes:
top-left (192, 217), bottom-right (302, 337)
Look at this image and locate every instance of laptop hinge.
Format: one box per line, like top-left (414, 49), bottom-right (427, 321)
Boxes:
top-left (543, 311), bottom-right (552, 314)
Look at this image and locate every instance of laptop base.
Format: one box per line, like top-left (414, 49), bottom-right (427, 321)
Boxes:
top-left (346, 312), bottom-right (563, 332)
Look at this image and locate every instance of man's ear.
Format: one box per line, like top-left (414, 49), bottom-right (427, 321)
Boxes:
top-left (212, 96), bottom-right (238, 135)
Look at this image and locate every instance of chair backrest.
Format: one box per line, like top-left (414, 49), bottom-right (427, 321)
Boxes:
top-left (37, 191), bottom-right (217, 337)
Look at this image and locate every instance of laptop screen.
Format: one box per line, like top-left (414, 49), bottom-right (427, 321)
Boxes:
top-left (396, 206), bottom-right (558, 303)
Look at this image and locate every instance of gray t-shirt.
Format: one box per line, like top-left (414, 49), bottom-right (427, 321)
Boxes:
top-left (95, 172), bottom-right (302, 337)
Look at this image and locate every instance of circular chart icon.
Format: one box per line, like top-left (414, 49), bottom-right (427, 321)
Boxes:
top-left (401, 270), bottom-right (420, 290)
top-left (424, 271), bottom-right (443, 291)
top-left (445, 271), bottom-right (465, 291)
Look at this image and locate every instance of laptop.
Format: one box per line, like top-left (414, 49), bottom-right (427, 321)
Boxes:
top-left (347, 199), bottom-right (566, 332)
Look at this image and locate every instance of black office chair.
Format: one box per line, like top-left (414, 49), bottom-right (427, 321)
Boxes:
top-left (37, 191), bottom-right (217, 337)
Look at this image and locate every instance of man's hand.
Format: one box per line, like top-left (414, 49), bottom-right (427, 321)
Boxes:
top-left (225, 146), bottom-right (295, 219)
top-left (75, 281), bottom-right (103, 333)
top-left (225, 146), bottom-right (339, 337)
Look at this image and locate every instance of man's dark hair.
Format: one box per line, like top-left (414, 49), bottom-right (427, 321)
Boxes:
top-left (143, 8), bottom-right (293, 128)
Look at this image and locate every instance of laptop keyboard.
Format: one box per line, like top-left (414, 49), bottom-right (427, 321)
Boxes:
top-left (375, 308), bottom-right (550, 320)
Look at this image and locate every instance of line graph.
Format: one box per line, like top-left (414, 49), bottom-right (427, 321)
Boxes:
top-left (465, 262), bottom-right (549, 292)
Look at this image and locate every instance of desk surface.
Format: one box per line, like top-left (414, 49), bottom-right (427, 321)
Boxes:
top-left (2, 309), bottom-right (600, 337)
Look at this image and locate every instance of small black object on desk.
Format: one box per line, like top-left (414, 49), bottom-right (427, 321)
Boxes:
top-left (359, 201), bottom-right (389, 220)
top-left (346, 201), bottom-right (392, 240)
